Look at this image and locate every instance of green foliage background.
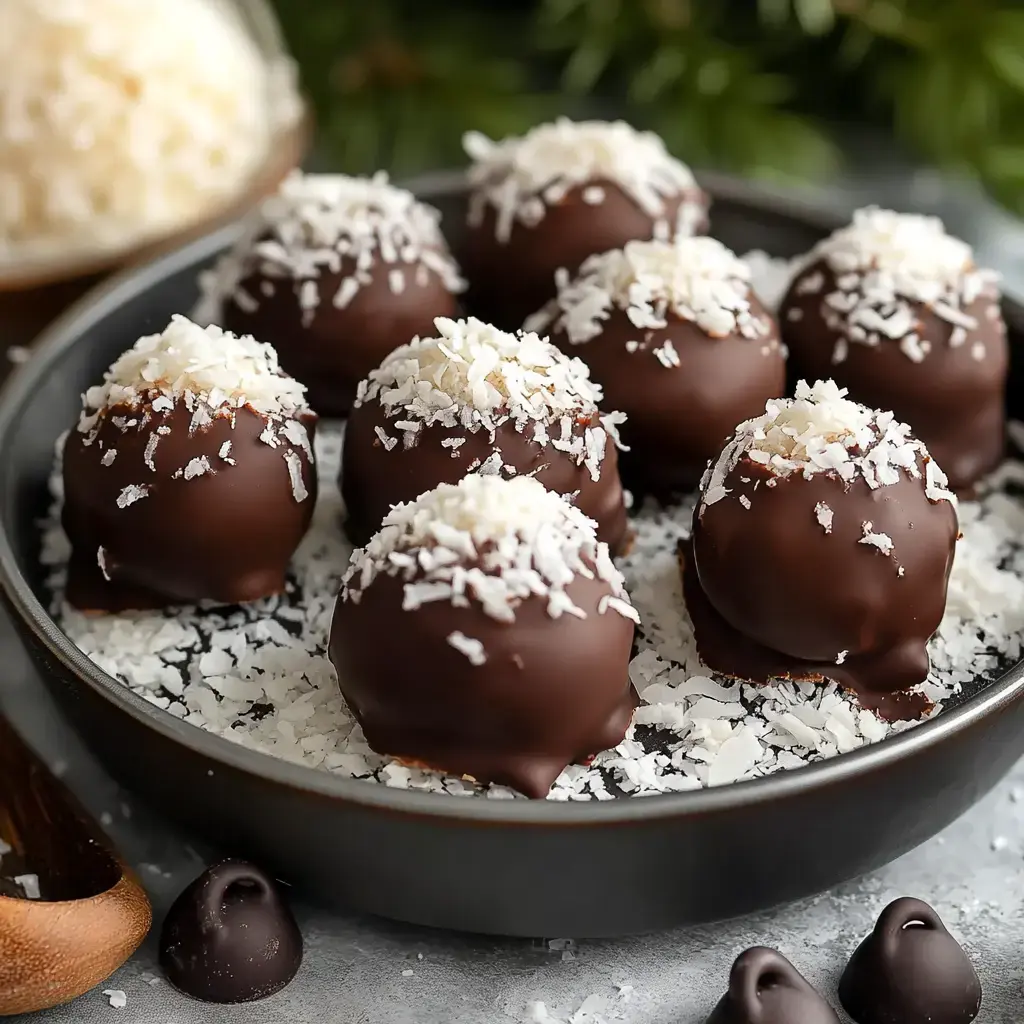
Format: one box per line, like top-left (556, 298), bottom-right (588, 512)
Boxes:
top-left (273, 0), bottom-right (1024, 211)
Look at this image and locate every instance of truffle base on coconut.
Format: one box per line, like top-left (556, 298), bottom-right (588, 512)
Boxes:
top-left (330, 566), bottom-right (637, 799)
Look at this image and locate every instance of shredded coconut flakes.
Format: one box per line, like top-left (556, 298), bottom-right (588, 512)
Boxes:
top-left (797, 207), bottom-right (1000, 360)
top-left (197, 171), bottom-right (464, 323)
top-left (699, 379), bottom-right (957, 513)
top-left (464, 119), bottom-right (702, 243)
top-left (355, 316), bottom-right (623, 481)
top-left (342, 475), bottom-right (636, 626)
top-left (526, 237), bottom-right (774, 347)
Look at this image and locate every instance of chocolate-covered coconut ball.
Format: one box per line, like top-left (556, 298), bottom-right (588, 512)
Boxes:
top-left (340, 316), bottom-right (630, 553)
top-left (527, 236), bottom-right (785, 498)
top-left (780, 207), bottom-right (1007, 491)
top-left (198, 171), bottom-right (465, 417)
top-left (685, 380), bottom-right (959, 719)
top-left (329, 474), bottom-right (639, 798)
top-left (461, 118), bottom-right (708, 329)
top-left (62, 315), bottom-right (317, 611)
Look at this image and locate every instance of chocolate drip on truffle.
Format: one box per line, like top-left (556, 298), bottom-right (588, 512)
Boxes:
top-left (330, 475), bottom-right (639, 798)
top-left (686, 380), bottom-right (958, 717)
top-left (62, 316), bottom-right (317, 611)
top-left (530, 237), bottom-right (785, 498)
top-left (461, 120), bottom-right (708, 329)
top-left (340, 316), bottom-right (630, 553)
top-left (200, 171), bottom-right (465, 417)
top-left (780, 208), bottom-right (1008, 492)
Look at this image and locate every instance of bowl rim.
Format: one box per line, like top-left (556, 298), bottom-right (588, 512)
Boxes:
top-left (2, 168), bottom-right (1023, 825)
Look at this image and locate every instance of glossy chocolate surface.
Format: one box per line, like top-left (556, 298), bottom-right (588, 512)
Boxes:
top-left (781, 259), bottom-right (1008, 491)
top-left (341, 398), bottom-right (629, 552)
top-left (686, 458), bottom-right (958, 718)
top-left (221, 254), bottom-right (459, 418)
top-left (160, 859), bottom-right (302, 1003)
top-left (62, 401), bottom-right (317, 611)
top-left (549, 305), bottom-right (785, 498)
top-left (839, 897), bottom-right (981, 1024)
top-left (461, 180), bottom-right (709, 331)
top-left (705, 947), bottom-right (840, 1024)
top-left (330, 566), bottom-right (636, 799)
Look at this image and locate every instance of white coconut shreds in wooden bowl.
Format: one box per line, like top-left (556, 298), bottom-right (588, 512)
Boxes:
top-left (37, 256), bottom-right (1024, 801)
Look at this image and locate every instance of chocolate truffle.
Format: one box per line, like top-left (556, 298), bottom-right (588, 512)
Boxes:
top-left (329, 474), bottom-right (639, 798)
top-left (340, 315), bottom-right (630, 552)
top-left (461, 118), bottom-right (709, 329)
top-left (780, 207), bottom-right (1008, 491)
top-left (527, 236), bottom-right (785, 497)
top-left (685, 380), bottom-right (959, 718)
top-left (160, 860), bottom-right (303, 1003)
top-left (62, 315), bottom-right (317, 611)
top-left (839, 897), bottom-right (981, 1024)
top-left (706, 947), bottom-right (840, 1024)
top-left (198, 171), bottom-right (465, 417)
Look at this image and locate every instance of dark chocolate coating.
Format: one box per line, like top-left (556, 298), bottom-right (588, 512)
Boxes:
top-left (159, 859), bottom-right (303, 1003)
top-left (329, 565), bottom-right (637, 799)
top-left (780, 259), bottom-right (1008, 491)
top-left (686, 458), bottom-right (958, 716)
top-left (839, 897), bottom-right (981, 1024)
top-left (222, 254), bottom-right (460, 418)
top-left (462, 180), bottom-right (709, 331)
top-left (340, 399), bottom-right (629, 553)
top-left (705, 947), bottom-right (840, 1024)
top-left (62, 401), bottom-right (317, 611)
top-left (549, 305), bottom-right (785, 499)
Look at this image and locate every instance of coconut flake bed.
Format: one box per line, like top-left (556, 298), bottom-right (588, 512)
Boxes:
top-left (39, 417), bottom-right (1024, 801)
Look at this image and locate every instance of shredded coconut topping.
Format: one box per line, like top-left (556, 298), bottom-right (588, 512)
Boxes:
top-left (699, 379), bottom-right (957, 512)
top-left (799, 207), bottom-right (1000, 359)
top-left (0, 0), bottom-right (301, 265)
top-left (341, 475), bottom-right (637, 626)
top-left (464, 119), bottom-right (702, 243)
top-left (355, 316), bottom-right (625, 480)
top-left (78, 315), bottom-right (308, 428)
top-left (198, 171), bottom-right (464, 324)
top-left (525, 237), bottom-right (774, 346)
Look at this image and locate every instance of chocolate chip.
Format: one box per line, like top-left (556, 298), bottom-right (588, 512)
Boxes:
top-left (159, 859), bottom-right (302, 1003)
top-left (705, 947), bottom-right (840, 1024)
top-left (839, 897), bottom-right (981, 1024)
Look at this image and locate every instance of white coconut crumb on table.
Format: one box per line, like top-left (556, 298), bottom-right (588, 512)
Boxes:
top-left (196, 171), bottom-right (464, 325)
top-left (42, 418), bottom-right (1024, 801)
top-left (354, 316), bottom-right (625, 482)
top-left (526, 237), bottom-right (775, 347)
top-left (102, 990), bottom-right (127, 1010)
top-left (14, 873), bottom-right (40, 899)
top-left (464, 118), bottom-right (702, 242)
top-left (0, 0), bottom-right (300, 265)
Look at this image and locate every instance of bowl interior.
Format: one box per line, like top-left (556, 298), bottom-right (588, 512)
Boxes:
top-left (4, 172), bottom-right (1024, 818)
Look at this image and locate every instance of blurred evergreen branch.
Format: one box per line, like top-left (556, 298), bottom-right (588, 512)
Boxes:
top-left (272, 0), bottom-right (1024, 212)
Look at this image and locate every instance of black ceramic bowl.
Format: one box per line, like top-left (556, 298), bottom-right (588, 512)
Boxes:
top-left (3, 172), bottom-right (1024, 939)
